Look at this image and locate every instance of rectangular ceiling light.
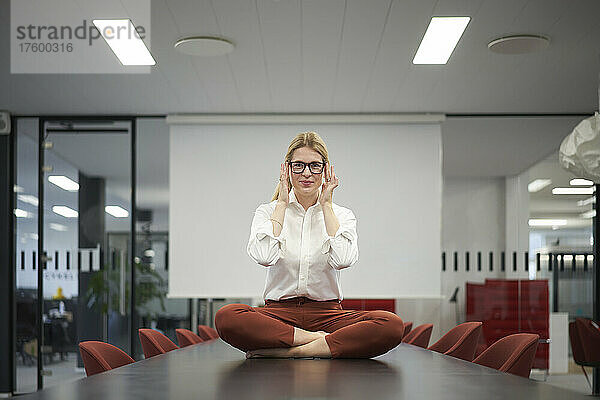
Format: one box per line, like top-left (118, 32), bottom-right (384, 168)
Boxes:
top-left (14, 209), bottom-right (32, 218)
top-left (528, 179), bottom-right (552, 193)
top-left (413, 16), bottom-right (470, 64)
top-left (105, 205), bottom-right (129, 218)
top-left (48, 176), bottom-right (79, 192)
top-left (581, 210), bottom-right (596, 219)
top-left (52, 206), bottom-right (78, 218)
top-left (528, 219), bottom-right (567, 227)
top-left (93, 19), bottom-right (156, 66)
top-left (577, 197), bottom-right (596, 206)
top-left (49, 223), bottom-right (68, 231)
top-left (570, 178), bottom-right (594, 186)
top-left (552, 187), bottom-right (595, 195)
top-left (18, 194), bottom-right (39, 207)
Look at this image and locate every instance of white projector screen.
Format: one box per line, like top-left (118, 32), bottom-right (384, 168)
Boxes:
top-left (168, 123), bottom-right (441, 298)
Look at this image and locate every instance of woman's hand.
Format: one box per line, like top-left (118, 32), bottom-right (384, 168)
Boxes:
top-left (278, 162), bottom-right (290, 205)
top-left (318, 163), bottom-right (339, 207)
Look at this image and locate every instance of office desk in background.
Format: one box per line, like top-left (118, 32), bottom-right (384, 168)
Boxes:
top-left (19, 340), bottom-right (587, 400)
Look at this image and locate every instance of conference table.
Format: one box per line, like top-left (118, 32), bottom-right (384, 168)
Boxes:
top-left (21, 339), bottom-right (588, 399)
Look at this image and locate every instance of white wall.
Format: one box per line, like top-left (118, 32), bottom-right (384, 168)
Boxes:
top-left (169, 123), bottom-right (442, 299)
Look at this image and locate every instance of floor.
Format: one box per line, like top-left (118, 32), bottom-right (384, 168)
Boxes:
top-left (16, 352), bottom-right (86, 394)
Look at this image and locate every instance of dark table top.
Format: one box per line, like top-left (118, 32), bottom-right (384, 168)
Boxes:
top-left (21, 339), bottom-right (590, 399)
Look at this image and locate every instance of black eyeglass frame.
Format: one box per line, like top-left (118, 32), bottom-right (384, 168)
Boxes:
top-left (288, 161), bottom-right (325, 174)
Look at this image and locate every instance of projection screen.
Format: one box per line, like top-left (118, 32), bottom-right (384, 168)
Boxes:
top-left (168, 123), bottom-right (442, 299)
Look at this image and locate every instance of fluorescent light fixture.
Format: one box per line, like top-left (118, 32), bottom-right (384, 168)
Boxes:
top-left (14, 209), bottom-right (32, 218)
top-left (528, 219), bottom-right (567, 227)
top-left (14, 185), bottom-right (24, 193)
top-left (52, 206), bottom-right (78, 218)
top-left (105, 205), bottom-right (129, 218)
top-left (17, 194), bottom-right (39, 206)
top-left (49, 223), bottom-right (68, 231)
top-left (552, 187), bottom-right (595, 195)
top-left (48, 176), bottom-right (79, 192)
top-left (570, 178), bottom-right (594, 186)
top-left (93, 19), bottom-right (156, 66)
top-left (413, 17), bottom-right (470, 64)
top-left (581, 209), bottom-right (596, 219)
top-left (577, 197), bottom-right (596, 206)
top-left (528, 179), bottom-right (552, 193)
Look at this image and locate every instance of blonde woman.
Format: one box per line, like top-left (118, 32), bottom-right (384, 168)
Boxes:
top-left (215, 132), bottom-right (404, 358)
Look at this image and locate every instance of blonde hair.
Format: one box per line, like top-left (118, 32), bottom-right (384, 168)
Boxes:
top-left (271, 131), bottom-right (330, 201)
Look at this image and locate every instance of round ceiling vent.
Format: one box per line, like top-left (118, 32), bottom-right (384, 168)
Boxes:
top-left (488, 35), bottom-right (550, 54)
top-left (174, 36), bottom-right (234, 56)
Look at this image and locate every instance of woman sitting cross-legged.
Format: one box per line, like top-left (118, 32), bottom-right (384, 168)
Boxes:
top-left (215, 131), bottom-right (404, 359)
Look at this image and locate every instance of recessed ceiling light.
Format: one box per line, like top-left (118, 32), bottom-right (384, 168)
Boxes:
top-left (18, 194), bottom-right (39, 207)
top-left (49, 223), bottom-right (68, 232)
top-left (52, 206), bottom-right (78, 218)
top-left (105, 205), bottom-right (129, 218)
top-left (581, 210), bottom-right (596, 219)
top-left (570, 178), bottom-right (594, 186)
top-left (48, 176), bottom-right (79, 192)
top-left (14, 209), bottom-right (33, 218)
top-left (528, 179), bottom-right (552, 193)
top-left (413, 17), bottom-right (470, 65)
top-left (552, 187), bottom-right (595, 195)
top-left (174, 36), bottom-right (235, 56)
top-left (488, 35), bottom-right (549, 54)
top-left (93, 19), bottom-right (156, 66)
top-left (577, 197), bottom-right (596, 206)
top-left (528, 219), bottom-right (567, 227)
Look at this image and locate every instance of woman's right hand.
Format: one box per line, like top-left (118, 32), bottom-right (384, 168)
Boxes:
top-left (278, 162), bottom-right (290, 205)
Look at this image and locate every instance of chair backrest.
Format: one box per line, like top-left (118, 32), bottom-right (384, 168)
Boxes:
top-left (402, 324), bottom-right (434, 348)
top-left (138, 329), bottom-right (179, 358)
top-left (176, 329), bottom-right (204, 347)
top-left (428, 322), bottom-right (483, 361)
top-left (473, 333), bottom-right (539, 378)
top-left (403, 322), bottom-right (413, 338)
top-left (79, 341), bottom-right (134, 377)
top-left (198, 325), bottom-right (219, 340)
top-left (575, 318), bottom-right (600, 363)
top-left (569, 321), bottom-right (586, 365)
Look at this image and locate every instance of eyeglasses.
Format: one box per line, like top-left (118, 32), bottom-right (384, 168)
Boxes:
top-left (289, 161), bottom-right (325, 174)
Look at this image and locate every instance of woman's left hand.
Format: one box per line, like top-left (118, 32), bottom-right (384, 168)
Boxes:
top-left (318, 163), bottom-right (339, 207)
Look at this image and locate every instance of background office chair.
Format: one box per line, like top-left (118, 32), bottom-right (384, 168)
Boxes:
top-left (139, 328), bottom-right (179, 358)
top-left (176, 328), bottom-right (204, 347)
top-left (402, 323), bottom-right (433, 348)
top-left (79, 341), bottom-right (135, 377)
top-left (428, 322), bottom-right (482, 361)
top-left (198, 325), bottom-right (219, 340)
top-left (403, 321), bottom-right (413, 338)
top-left (473, 333), bottom-right (539, 378)
top-left (569, 318), bottom-right (600, 389)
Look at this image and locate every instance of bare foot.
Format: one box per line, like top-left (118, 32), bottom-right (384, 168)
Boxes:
top-left (292, 327), bottom-right (330, 346)
top-left (246, 337), bottom-right (332, 359)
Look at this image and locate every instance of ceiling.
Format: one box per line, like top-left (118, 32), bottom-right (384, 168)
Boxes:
top-left (1, 0), bottom-right (600, 115)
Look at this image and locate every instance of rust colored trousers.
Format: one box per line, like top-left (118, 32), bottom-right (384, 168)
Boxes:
top-left (215, 297), bottom-right (404, 358)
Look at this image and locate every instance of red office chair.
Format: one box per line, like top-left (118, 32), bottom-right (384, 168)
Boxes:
top-left (176, 328), bottom-right (204, 347)
top-left (402, 323), bottom-right (433, 348)
top-left (569, 318), bottom-right (600, 389)
top-left (138, 329), bottom-right (179, 358)
top-left (198, 325), bottom-right (219, 340)
top-left (79, 341), bottom-right (135, 377)
top-left (403, 321), bottom-right (413, 338)
top-left (473, 333), bottom-right (539, 378)
top-left (428, 322), bottom-right (483, 361)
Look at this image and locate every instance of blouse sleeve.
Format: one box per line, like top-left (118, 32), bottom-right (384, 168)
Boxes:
top-left (247, 203), bottom-right (284, 267)
top-left (321, 207), bottom-right (359, 270)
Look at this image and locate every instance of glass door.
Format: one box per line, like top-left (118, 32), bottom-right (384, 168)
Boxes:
top-left (39, 119), bottom-right (132, 388)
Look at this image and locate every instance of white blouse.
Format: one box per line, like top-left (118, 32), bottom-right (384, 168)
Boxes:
top-left (247, 189), bottom-right (359, 301)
